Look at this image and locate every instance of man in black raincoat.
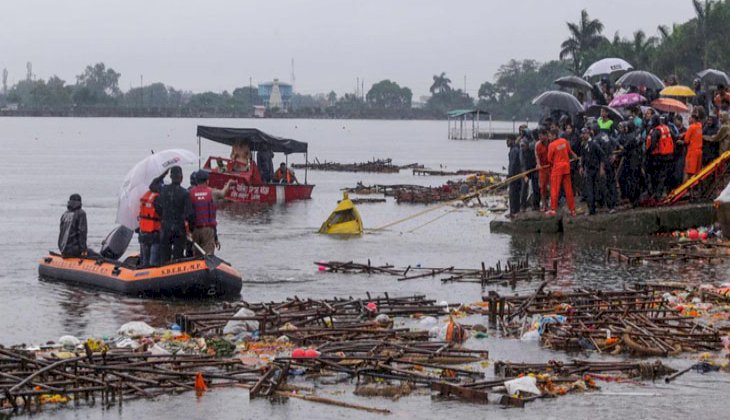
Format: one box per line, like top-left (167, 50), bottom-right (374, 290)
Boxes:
top-left (580, 128), bottom-right (607, 215)
top-left (518, 126), bottom-right (539, 211)
top-left (257, 146), bottom-right (275, 183)
top-left (617, 121), bottom-right (644, 207)
top-left (154, 166), bottom-right (194, 263)
top-left (597, 124), bottom-right (620, 212)
top-left (58, 194), bottom-right (89, 257)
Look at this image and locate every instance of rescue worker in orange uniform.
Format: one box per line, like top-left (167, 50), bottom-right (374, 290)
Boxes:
top-left (546, 129), bottom-right (577, 217)
top-left (681, 114), bottom-right (703, 181)
top-left (273, 162), bottom-right (298, 184)
top-left (137, 172), bottom-right (165, 266)
top-left (646, 115), bottom-right (675, 198)
top-left (534, 129), bottom-right (550, 211)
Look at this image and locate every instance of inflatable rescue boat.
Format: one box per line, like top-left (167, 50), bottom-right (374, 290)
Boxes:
top-left (38, 253), bottom-right (243, 298)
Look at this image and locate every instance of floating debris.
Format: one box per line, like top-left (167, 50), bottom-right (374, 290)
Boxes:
top-left (292, 158), bottom-right (421, 173)
top-left (412, 168), bottom-right (502, 177)
top-left (477, 284), bottom-right (724, 355)
top-left (315, 257), bottom-right (557, 286)
top-left (607, 241), bottom-right (730, 265)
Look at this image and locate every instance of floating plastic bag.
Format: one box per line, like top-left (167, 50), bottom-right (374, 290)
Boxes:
top-left (222, 308), bottom-right (258, 335)
top-left (504, 376), bottom-right (541, 396)
top-left (58, 335), bottom-right (80, 348)
top-left (118, 321), bottom-right (155, 337)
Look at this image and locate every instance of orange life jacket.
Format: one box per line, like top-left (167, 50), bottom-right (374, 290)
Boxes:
top-left (646, 124), bottom-right (674, 156)
top-left (138, 191), bottom-right (160, 233)
top-left (274, 168), bottom-right (292, 183)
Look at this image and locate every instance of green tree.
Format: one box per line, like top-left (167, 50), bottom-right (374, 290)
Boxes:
top-left (366, 80), bottom-right (412, 110)
top-left (326, 90), bottom-right (337, 106)
top-left (559, 9), bottom-right (606, 74)
top-left (693, 0), bottom-right (713, 69)
top-left (73, 63), bottom-right (121, 106)
top-left (429, 72), bottom-right (452, 94)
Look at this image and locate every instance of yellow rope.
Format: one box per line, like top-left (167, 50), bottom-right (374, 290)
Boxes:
top-left (406, 208), bottom-right (460, 233)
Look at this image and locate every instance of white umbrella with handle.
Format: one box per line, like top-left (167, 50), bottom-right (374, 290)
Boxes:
top-left (115, 149), bottom-right (198, 230)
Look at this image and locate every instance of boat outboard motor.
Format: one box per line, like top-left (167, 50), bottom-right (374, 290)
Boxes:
top-left (100, 225), bottom-right (133, 260)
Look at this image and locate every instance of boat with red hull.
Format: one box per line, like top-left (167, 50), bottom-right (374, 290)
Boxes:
top-left (196, 126), bottom-right (314, 204)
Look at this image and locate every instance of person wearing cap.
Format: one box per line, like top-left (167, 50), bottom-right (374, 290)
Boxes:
top-left (617, 121), bottom-right (643, 207)
top-left (188, 170), bottom-right (234, 255)
top-left (58, 193), bottom-right (90, 258)
top-left (154, 166), bottom-right (194, 263)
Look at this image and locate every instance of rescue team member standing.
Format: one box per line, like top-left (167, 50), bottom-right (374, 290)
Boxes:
top-left (580, 127), bottom-right (607, 215)
top-left (546, 130), bottom-right (577, 217)
top-left (137, 171), bottom-right (167, 266)
top-left (534, 129), bottom-right (550, 211)
top-left (138, 185), bottom-right (161, 267)
top-left (646, 115), bottom-right (675, 198)
top-left (154, 166), bottom-right (194, 263)
top-left (59, 193), bottom-right (91, 258)
top-left (682, 114), bottom-right (703, 181)
top-left (188, 170), bottom-right (225, 256)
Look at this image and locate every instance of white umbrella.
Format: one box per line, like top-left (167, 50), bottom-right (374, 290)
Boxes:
top-left (115, 149), bottom-right (198, 230)
top-left (583, 58), bottom-right (633, 78)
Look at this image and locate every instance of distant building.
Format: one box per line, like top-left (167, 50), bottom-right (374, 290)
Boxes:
top-left (258, 79), bottom-right (293, 111)
top-left (253, 105), bottom-right (266, 118)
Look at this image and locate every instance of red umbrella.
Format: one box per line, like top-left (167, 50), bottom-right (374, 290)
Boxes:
top-left (651, 98), bottom-right (689, 114)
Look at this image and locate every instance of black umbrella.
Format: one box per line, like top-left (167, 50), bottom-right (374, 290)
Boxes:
top-left (554, 75), bottom-right (593, 90)
top-left (616, 70), bottom-right (664, 91)
top-left (585, 105), bottom-right (624, 122)
top-left (532, 91), bottom-right (584, 114)
top-left (697, 69), bottom-right (730, 86)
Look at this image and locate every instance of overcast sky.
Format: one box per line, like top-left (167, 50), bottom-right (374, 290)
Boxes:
top-left (0, 0), bottom-right (695, 98)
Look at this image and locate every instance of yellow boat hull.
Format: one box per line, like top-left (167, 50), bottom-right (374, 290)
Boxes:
top-left (321, 219), bottom-right (363, 235)
top-left (319, 192), bottom-right (363, 235)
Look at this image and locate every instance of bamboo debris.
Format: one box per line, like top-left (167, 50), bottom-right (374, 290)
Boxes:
top-left (0, 349), bottom-right (259, 414)
top-left (606, 242), bottom-right (730, 265)
top-left (494, 360), bottom-right (677, 380)
top-left (479, 285), bottom-right (723, 355)
top-left (176, 293), bottom-right (448, 337)
top-left (412, 168), bottom-right (503, 177)
top-left (315, 257), bottom-right (557, 286)
top-left (292, 158), bottom-right (420, 173)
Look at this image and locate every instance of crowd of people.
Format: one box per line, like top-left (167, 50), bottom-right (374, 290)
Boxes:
top-left (507, 82), bottom-right (730, 218)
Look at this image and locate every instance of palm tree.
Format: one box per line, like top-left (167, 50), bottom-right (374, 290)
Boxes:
top-left (692, 0), bottom-right (713, 68)
top-left (631, 30), bottom-right (658, 69)
top-left (559, 9), bottom-right (606, 74)
top-left (429, 72), bottom-right (452, 95)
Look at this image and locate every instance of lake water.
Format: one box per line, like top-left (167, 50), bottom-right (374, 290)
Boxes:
top-left (1, 117), bottom-right (728, 419)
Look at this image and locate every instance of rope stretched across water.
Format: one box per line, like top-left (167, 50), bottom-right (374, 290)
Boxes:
top-left (371, 164), bottom-right (548, 231)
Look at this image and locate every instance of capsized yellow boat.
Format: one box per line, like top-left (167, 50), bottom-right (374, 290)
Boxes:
top-left (319, 192), bottom-right (363, 235)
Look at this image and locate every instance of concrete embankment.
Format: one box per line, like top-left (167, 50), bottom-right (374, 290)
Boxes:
top-left (490, 202), bottom-right (714, 235)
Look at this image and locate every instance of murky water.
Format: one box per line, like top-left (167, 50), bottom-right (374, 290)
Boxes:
top-left (1, 117), bottom-right (728, 419)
